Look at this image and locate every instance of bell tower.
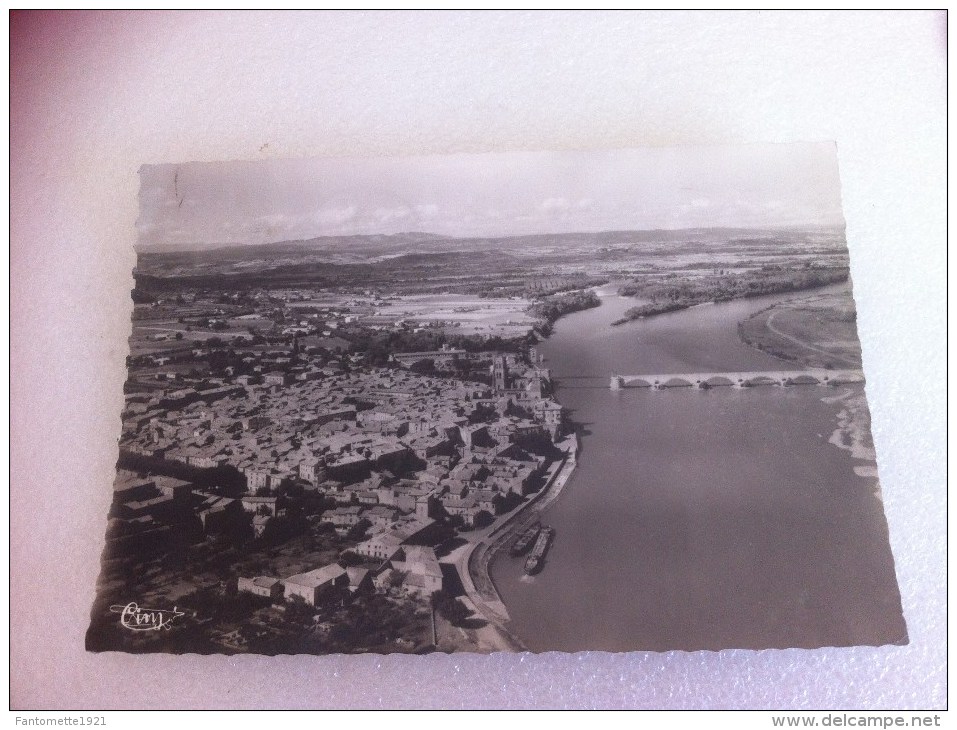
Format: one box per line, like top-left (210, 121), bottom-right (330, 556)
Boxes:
top-left (492, 355), bottom-right (508, 392)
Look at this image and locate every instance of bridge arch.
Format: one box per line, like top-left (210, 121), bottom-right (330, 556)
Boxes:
top-left (660, 376), bottom-right (694, 388)
top-left (743, 375), bottom-right (779, 387)
top-left (701, 375), bottom-right (735, 388)
top-left (628, 378), bottom-right (653, 388)
top-left (786, 374), bottom-right (820, 386)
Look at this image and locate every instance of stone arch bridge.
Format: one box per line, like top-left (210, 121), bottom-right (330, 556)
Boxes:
top-left (610, 369), bottom-right (864, 390)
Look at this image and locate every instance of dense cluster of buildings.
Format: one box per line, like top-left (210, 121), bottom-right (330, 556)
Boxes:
top-left (110, 337), bottom-right (567, 617)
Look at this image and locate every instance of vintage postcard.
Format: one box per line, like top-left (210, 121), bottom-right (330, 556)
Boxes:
top-left (86, 144), bottom-right (906, 655)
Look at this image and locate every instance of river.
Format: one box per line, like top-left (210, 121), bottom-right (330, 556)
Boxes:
top-left (490, 283), bottom-right (907, 652)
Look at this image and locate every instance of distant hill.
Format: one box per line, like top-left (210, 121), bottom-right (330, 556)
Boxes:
top-left (134, 224), bottom-right (847, 292)
top-left (139, 223), bottom-right (843, 258)
top-left (138, 231), bottom-right (449, 263)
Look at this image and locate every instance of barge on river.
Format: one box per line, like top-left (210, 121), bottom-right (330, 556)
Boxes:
top-left (524, 526), bottom-right (554, 575)
top-left (510, 523), bottom-right (541, 557)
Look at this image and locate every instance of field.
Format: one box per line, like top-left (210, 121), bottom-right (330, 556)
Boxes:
top-left (126, 224), bottom-right (855, 362)
top-left (368, 294), bottom-right (536, 336)
top-left (738, 287), bottom-right (863, 369)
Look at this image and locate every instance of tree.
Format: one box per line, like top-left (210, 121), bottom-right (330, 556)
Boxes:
top-left (409, 358), bottom-right (436, 375)
top-left (338, 550), bottom-right (367, 567)
top-left (284, 594), bottom-right (315, 625)
top-left (130, 288), bottom-right (156, 304)
top-left (473, 510), bottom-right (495, 529)
top-left (259, 514), bottom-right (302, 546)
top-left (345, 519), bottom-right (371, 542)
top-left (431, 590), bottom-right (470, 626)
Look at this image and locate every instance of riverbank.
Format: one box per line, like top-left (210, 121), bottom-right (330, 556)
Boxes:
top-left (611, 271), bottom-right (850, 326)
top-left (439, 433), bottom-right (579, 652)
top-left (824, 388), bottom-right (876, 459)
top-left (734, 287), bottom-right (879, 497)
top-left (527, 290), bottom-right (602, 327)
top-left (737, 288), bottom-right (862, 369)
top-left (434, 290), bottom-right (592, 653)
top-left (821, 386), bottom-right (881, 500)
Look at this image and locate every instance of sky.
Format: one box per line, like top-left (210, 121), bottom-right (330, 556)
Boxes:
top-left (136, 143), bottom-right (845, 250)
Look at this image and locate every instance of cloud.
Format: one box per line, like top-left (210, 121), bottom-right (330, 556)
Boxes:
top-left (373, 206), bottom-right (413, 224)
top-left (414, 204), bottom-right (439, 219)
top-left (313, 206), bottom-right (357, 227)
top-left (540, 197), bottom-right (570, 214)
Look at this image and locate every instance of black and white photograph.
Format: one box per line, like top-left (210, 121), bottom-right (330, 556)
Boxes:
top-left (85, 143), bottom-right (907, 656)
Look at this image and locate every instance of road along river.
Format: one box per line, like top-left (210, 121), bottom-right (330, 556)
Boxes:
top-left (490, 283), bottom-right (906, 652)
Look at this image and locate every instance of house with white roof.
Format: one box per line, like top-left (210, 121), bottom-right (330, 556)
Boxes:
top-left (282, 564), bottom-right (348, 606)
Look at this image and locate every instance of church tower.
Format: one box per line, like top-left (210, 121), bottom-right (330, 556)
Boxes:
top-left (492, 355), bottom-right (508, 392)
